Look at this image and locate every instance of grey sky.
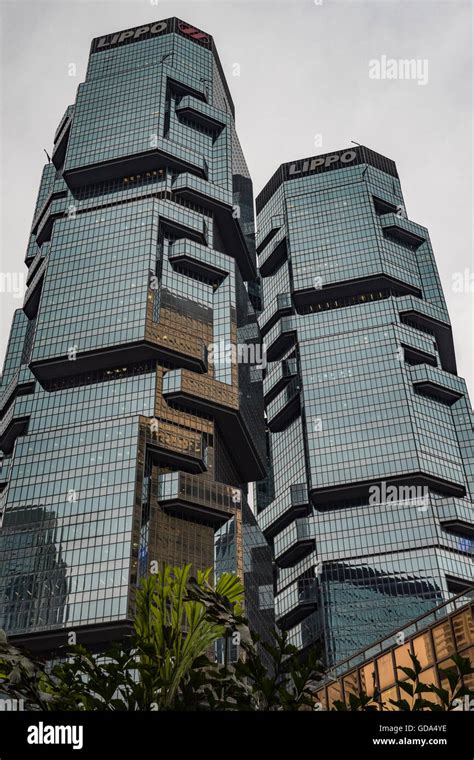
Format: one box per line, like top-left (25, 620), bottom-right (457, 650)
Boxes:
top-left (1, 0), bottom-right (472, 397)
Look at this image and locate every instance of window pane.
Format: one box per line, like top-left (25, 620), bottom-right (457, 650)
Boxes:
top-left (413, 632), bottom-right (434, 668)
top-left (377, 652), bottom-right (395, 690)
top-left (418, 666), bottom-right (439, 706)
top-left (327, 682), bottom-right (342, 708)
top-left (381, 686), bottom-right (398, 710)
top-left (432, 620), bottom-right (455, 660)
top-left (360, 663), bottom-right (376, 695)
top-left (394, 643), bottom-right (413, 680)
top-left (343, 670), bottom-right (359, 703)
top-left (452, 611), bottom-right (474, 650)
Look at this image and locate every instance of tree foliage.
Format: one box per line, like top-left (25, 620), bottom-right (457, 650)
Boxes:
top-left (0, 565), bottom-right (472, 712)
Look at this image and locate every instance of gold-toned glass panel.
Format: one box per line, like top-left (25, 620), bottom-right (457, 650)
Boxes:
top-left (377, 652), bottom-right (395, 690)
top-left (413, 632), bottom-right (434, 668)
top-left (327, 682), bottom-right (342, 708)
top-left (460, 646), bottom-right (474, 692)
top-left (360, 663), bottom-right (377, 696)
top-left (314, 689), bottom-right (327, 711)
top-left (381, 686), bottom-right (398, 710)
top-left (452, 611), bottom-right (474, 650)
top-left (343, 670), bottom-right (359, 704)
top-left (418, 666), bottom-right (438, 705)
top-left (432, 620), bottom-right (455, 660)
top-left (394, 643), bottom-right (413, 680)
top-left (438, 656), bottom-right (456, 698)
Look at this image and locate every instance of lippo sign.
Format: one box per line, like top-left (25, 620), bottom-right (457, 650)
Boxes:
top-left (288, 150), bottom-right (357, 177)
top-left (94, 21), bottom-right (168, 50)
top-left (91, 19), bottom-right (211, 53)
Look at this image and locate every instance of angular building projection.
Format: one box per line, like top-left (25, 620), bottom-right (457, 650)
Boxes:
top-left (0, 18), bottom-right (270, 654)
top-left (255, 146), bottom-right (474, 666)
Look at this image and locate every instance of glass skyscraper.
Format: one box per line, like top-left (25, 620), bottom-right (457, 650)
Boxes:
top-left (0, 18), bottom-right (270, 654)
top-left (255, 146), bottom-right (474, 666)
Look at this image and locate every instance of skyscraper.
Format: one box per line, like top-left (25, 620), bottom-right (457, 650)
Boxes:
top-left (0, 18), bottom-right (268, 654)
top-left (256, 146), bottom-right (474, 666)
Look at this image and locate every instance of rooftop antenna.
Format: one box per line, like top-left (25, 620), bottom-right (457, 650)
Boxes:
top-left (350, 141), bottom-right (368, 177)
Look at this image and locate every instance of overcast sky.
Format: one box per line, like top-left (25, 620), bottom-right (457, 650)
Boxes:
top-left (0, 0), bottom-right (472, 398)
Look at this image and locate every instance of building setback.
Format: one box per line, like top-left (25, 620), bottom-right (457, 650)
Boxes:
top-left (255, 146), bottom-right (474, 666)
top-left (0, 18), bottom-right (271, 654)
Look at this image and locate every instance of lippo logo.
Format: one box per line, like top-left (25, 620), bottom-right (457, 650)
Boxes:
top-left (178, 21), bottom-right (210, 45)
top-left (288, 150), bottom-right (357, 176)
top-left (94, 21), bottom-right (168, 51)
top-left (92, 19), bottom-right (211, 53)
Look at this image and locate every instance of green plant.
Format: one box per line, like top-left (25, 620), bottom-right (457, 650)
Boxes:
top-left (389, 652), bottom-right (474, 712)
top-left (133, 564), bottom-right (245, 709)
top-left (0, 629), bottom-right (53, 710)
top-left (236, 629), bottom-right (323, 710)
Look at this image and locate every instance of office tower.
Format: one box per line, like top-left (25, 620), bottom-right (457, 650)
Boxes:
top-left (0, 18), bottom-right (268, 654)
top-left (215, 500), bottom-right (275, 665)
top-left (256, 146), bottom-right (474, 666)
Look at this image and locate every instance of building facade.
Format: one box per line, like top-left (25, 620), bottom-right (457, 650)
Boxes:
top-left (255, 146), bottom-right (474, 666)
top-left (0, 18), bottom-right (269, 653)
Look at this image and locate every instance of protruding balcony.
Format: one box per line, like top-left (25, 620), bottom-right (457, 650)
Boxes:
top-left (410, 364), bottom-right (464, 405)
top-left (159, 202), bottom-right (208, 244)
top-left (401, 343), bottom-right (437, 367)
top-left (25, 237), bottom-right (40, 265)
top-left (256, 215), bottom-right (283, 255)
top-left (0, 368), bottom-right (35, 414)
top-left (259, 234), bottom-right (287, 277)
top-left (52, 114), bottom-right (72, 169)
top-left (168, 239), bottom-right (229, 281)
top-left (265, 316), bottom-right (296, 361)
top-left (26, 249), bottom-right (47, 287)
top-left (380, 213), bottom-right (426, 249)
top-left (274, 518), bottom-right (315, 567)
top-left (436, 497), bottom-right (474, 538)
top-left (0, 456), bottom-right (11, 491)
top-left (267, 375), bottom-right (301, 432)
top-left (172, 173), bottom-right (256, 280)
top-left (23, 257), bottom-right (47, 319)
top-left (175, 96), bottom-right (228, 132)
top-left (397, 294), bottom-right (455, 373)
top-left (63, 137), bottom-right (208, 189)
top-left (0, 403), bottom-right (29, 455)
top-left (141, 417), bottom-right (207, 474)
top-left (275, 577), bottom-right (319, 629)
top-left (258, 482), bottom-right (310, 537)
top-left (172, 172), bottom-right (233, 208)
top-left (162, 369), bottom-right (266, 481)
top-left (157, 471), bottom-right (239, 527)
top-left (259, 292), bottom-right (293, 336)
top-left (31, 191), bottom-right (67, 236)
top-left (0, 368), bottom-right (35, 454)
top-left (263, 356), bottom-right (298, 403)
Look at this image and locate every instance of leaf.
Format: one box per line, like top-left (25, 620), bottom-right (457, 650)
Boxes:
top-left (398, 680), bottom-right (413, 697)
top-left (397, 665), bottom-right (417, 682)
